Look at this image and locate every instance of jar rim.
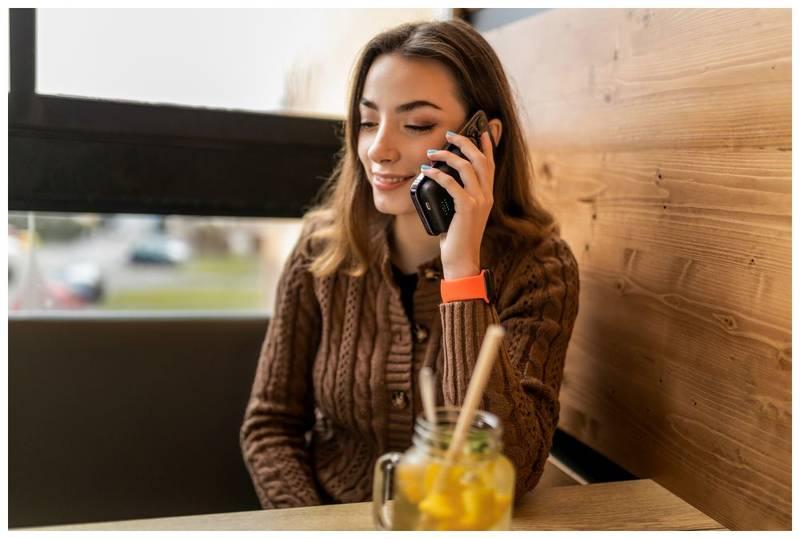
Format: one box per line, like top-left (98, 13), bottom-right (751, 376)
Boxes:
top-left (413, 406), bottom-right (503, 456)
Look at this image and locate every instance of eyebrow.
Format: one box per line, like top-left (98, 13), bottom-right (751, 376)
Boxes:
top-left (359, 98), bottom-right (443, 113)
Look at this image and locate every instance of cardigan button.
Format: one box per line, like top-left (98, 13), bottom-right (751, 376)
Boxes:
top-left (424, 268), bottom-right (442, 281)
top-left (413, 323), bottom-right (429, 344)
top-left (390, 391), bottom-right (408, 410)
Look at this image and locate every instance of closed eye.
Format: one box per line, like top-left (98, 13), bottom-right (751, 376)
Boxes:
top-left (358, 123), bottom-right (435, 133)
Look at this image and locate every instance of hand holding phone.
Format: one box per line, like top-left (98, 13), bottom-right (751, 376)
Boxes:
top-left (410, 110), bottom-right (491, 236)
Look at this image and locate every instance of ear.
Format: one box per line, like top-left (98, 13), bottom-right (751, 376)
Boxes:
top-left (487, 118), bottom-right (503, 147)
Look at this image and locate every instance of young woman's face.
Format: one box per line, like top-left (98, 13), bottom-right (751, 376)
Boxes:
top-left (357, 53), bottom-right (468, 217)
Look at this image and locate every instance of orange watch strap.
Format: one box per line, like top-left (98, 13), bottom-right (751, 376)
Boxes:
top-left (440, 270), bottom-right (491, 304)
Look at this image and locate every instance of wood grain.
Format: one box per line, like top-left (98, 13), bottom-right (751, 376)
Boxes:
top-left (34, 479), bottom-right (724, 531)
top-left (513, 479), bottom-right (724, 531)
top-left (483, 8), bottom-right (791, 530)
top-left (487, 8), bottom-right (791, 151)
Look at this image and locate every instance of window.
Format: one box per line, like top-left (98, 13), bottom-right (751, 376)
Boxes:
top-left (36, 8), bottom-right (448, 117)
top-left (9, 212), bottom-right (303, 315)
top-left (11, 8), bottom-right (452, 314)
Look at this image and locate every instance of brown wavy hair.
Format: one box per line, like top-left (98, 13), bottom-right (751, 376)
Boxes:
top-left (304, 18), bottom-right (555, 278)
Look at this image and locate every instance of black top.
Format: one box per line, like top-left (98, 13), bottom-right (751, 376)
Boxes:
top-left (391, 264), bottom-right (419, 324)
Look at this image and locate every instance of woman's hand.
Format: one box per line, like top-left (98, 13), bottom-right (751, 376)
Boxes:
top-left (422, 130), bottom-right (496, 280)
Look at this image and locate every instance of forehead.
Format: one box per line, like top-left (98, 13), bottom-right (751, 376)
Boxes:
top-left (360, 53), bottom-right (464, 112)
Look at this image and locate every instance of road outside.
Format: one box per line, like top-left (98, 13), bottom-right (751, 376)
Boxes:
top-left (8, 214), bottom-right (300, 313)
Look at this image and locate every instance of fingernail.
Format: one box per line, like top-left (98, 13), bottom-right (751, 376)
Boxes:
top-left (426, 149), bottom-right (437, 155)
top-left (421, 164), bottom-right (432, 170)
top-left (446, 130), bottom-right (456, 137)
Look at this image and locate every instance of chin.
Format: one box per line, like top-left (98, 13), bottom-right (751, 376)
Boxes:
top-left (372, 189), bottom-right (414, 216)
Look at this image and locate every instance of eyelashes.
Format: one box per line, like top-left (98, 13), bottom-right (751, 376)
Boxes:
top-left (359, 123), bottom-right (436, 133)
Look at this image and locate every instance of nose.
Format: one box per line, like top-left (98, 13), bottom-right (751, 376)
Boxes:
top-left (366, 124), bottom-right (400, 164)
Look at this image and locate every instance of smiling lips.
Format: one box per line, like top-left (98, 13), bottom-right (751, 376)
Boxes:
top-left (372, 173), bottom-right (416, 191)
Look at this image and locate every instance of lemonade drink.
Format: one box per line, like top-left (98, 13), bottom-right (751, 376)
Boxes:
top-left (372, 408), bottom-right (515, 531)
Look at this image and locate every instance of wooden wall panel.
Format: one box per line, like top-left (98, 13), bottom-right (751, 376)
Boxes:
top-left (483, 9), bottom-right (791, 530)
top-left (489, 8), bottom-right (790, 151)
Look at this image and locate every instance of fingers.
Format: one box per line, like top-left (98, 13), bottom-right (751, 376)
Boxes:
top-left (441, 131), bottom-right (495, 198)
top-left (444, 130), bottom-right (490, 170)
top-left (425, 148), bottom-right (480, 196)
top-left (420, 165), bottom-right (477, 213)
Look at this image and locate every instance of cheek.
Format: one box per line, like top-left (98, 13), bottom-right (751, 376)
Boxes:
top-left (418, 131), bottom-right (445, 153)
top-left (415, 138), bottom-right (436, 159)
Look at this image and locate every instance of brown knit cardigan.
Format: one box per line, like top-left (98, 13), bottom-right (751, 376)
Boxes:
top-left (240, 223), bottom-right (579, 508)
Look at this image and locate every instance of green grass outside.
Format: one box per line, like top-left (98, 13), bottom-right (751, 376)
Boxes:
top-left (102, 287), bottom-right (262, 310)
top-left (185, 255), bottom-right (260, 277)
top-left (102, 255), bottom-right (264, 310)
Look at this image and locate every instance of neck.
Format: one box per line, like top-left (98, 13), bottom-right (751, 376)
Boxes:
top-left (390, 212), bottom-right (440, 274)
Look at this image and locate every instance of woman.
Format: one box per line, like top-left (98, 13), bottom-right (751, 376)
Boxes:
top-left (240, 18), bottom-right (579, 508)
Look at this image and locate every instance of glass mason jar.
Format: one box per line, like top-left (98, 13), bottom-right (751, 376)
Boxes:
top-left (372, 407), bottom-right (515, 531)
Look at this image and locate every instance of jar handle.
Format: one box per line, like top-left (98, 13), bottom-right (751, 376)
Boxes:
top-left (372, 452), bottom-right (401, 530)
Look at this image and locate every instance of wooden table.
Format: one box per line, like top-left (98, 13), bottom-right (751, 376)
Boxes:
top-left (37, 479), bottom-right (724, 531)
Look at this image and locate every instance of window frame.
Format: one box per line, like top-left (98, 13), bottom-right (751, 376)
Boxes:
top-left (9, 8), bottom-right (343, 218)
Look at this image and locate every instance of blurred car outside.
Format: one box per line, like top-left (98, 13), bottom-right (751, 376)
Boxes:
top-left (128, 235), bottom-right (192, 265)
top-left (53, 262), bottom-right (105, 304)
top-left (9, 227), bottom-right (106, 310)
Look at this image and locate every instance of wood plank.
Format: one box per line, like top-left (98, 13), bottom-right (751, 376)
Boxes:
top-left (536, 150), bottom-right (792, 534)
top-left (539, 456), bottom-right (583, 487)
top-left (560, 309), bottom-right (790, 530)
top-left (532, 149), bottom-right (791, 329)
top-left (512, 479), bottom-right (725, 531)
top-left (485, 9), bottom-right (791, 150)
top-left (33, 479), bottom-right (724, 531)
top-left (483, 8), bottom-right (791, 531)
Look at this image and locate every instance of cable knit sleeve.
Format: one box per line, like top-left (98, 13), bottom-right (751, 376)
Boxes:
top-left (240, 235), bottom-right (322, 508)
top-left (439, 235), bottom-right (579, 500)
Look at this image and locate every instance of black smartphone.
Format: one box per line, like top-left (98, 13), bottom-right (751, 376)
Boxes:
top-left (410, 110), bottom-right (491, 236)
